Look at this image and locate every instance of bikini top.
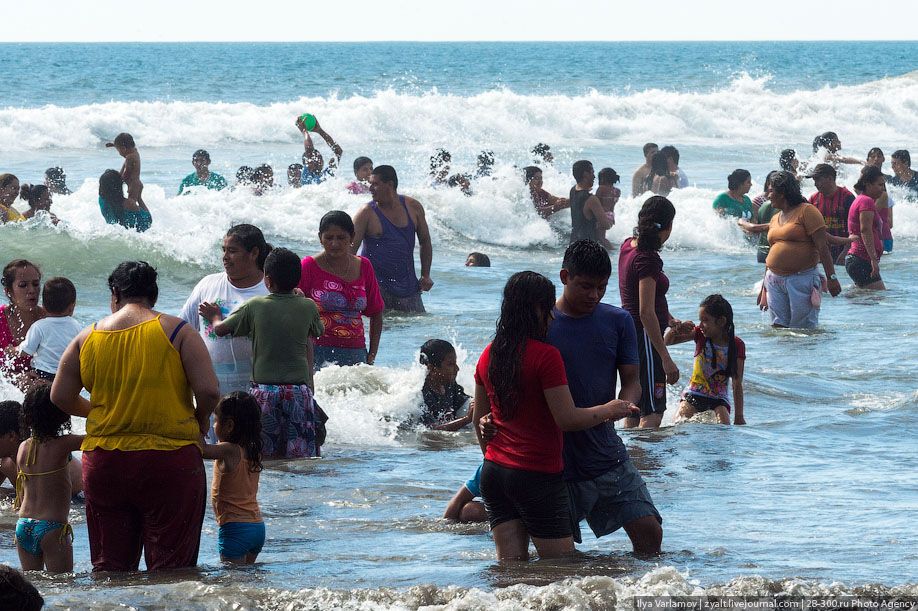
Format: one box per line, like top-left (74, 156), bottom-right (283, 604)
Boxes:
top-left (14, 439), bottom-right (72, 511)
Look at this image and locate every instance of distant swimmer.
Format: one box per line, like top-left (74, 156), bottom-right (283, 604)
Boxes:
top-left (347, 156), bottom-right (373, 195)
top-left (18, 184), bottom-right (59, 224)
top-left (712, 169), bottom-right (754, 220)
top-left (524, 166), bottom-right (569, 219)
top-left (352, 165), bottom-right (434, 313)
top-left (659, 145), bottom-right (688, 189)
top-left (531, 142), bottom-right (554, 165)
top-left (665, 294), bottom-right (746, 425)
top-left (44, 167), bottom-right (71, 196)
top-left (0, 174), bottom-right (27, 223)
top-left (465, 252), bottom-right (491, 267)
top-left (105, 133), bottom-right (145, 210)
top-left (569, 161), bottom-right (611, 245)
top-left (888, 149), bottom-right (918, 200)
top-left (780, 149), bottom-right (803, 180)
top-left (807, 164), bottom-right (857, 263)
top-left (178, 149), bottom-right (227, 195)
top-left (595, 167), bottom-right (621, 249)
top-left (429, 149), bottom-right (451, 186)
top-left (252, 165), bottom-right (274, 196)
top-left (811, 131), bottom-right (864, 168)
top-left (98, 170), bottom-right (152, 232)
top-left (643, 151), bottom-right (677, 197)
top-left (296, 115), bottom-right (342, 185)
top-left (287, 163), bottom-right (303, 188)
top-left (631, 142), bottom-right (659, 197)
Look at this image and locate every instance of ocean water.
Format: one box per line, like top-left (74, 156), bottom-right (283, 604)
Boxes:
top-left (0, 42), bottom-right (917, 610)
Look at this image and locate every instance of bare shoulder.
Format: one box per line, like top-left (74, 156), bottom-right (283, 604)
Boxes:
top-left (404, 195), bottom-right (425, 211)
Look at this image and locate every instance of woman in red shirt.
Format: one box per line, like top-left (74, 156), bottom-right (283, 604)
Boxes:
top-left (472, 271), bottom-right (638, 561)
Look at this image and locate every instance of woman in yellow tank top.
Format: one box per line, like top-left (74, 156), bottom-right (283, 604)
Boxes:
top-left (51, 261), bottom-right (220, 572)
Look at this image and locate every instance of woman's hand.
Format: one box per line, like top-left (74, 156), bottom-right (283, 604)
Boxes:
top-left (662, 354), bottom-right (680, 384)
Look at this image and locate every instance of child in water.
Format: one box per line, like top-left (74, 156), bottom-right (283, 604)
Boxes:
top-left (14, 383), bottom-right (83, 573)
top-left (665, 294), bottom-right (746, 425)
top-left (203, 392), bottom-right (265, 564)
top-left (419, 339), bottom-right (472, 431)
top-left (106, 132), bottom-right (144, 209)
top-left (595, 167), bottom-right (621, 248)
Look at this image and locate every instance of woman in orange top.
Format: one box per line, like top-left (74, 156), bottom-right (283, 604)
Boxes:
top-left (762, 171), bottom-right (841, 329)
top-left (51, 261), bottom-right (220, 571)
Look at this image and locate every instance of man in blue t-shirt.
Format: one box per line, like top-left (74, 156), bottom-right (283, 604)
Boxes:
top-left (549, 240), bottom-right (662, 555)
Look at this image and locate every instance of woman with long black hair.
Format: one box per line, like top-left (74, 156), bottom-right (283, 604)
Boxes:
top-left (471, 271), bottom-right (637, 561)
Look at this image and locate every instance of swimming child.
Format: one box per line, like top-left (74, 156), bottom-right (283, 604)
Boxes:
top-left (18, 184), bottom-right (59, 224)
top-left (14, 383), bottom-right (83, 573)
top-left (595, 167), bottom-right (621, 248)
top-left (419, 339), bottom-right (472, 431)
top-left (665, 294), bottom-right (746, 425)
top-left (203, 392), bottom-right (265, 564)
top-left (465, 252), bottom-right (491, 267)
top-left (200, 247), bottom-right (325, 458)
top-left (105, 132), bottom-right (144, 209)
top-left (17, 277), bottom-right (82, 382)
top-left (296, 116), bottom-right (343, 184)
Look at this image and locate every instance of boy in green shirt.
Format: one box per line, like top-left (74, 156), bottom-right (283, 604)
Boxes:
top-left (201, 247), bottom-right (324, 458)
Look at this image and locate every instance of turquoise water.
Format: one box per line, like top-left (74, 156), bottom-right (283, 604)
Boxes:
top-left (0, 42), bottom-right (916, 609)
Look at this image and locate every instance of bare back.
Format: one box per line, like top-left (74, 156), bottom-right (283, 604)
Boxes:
top-left (16, 435), bottom-right (83, 523)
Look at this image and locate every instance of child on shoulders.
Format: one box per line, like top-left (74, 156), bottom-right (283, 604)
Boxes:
top-left (203, 392), bottom-right (265, 564)
top-left (17, 277), bottom-right (82, 382)
top-left (14, 383), bottom-right (84, 573)
top-left (201, 247), bottom-right (325, 458)
top-left (419, 339), bottom-right (472, 431)
top-left (665, 294), bottom-right (746, 425)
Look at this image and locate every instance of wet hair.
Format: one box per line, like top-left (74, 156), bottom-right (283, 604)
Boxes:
top-left (0, 400), bottom-right (23, 437)
top-left (353, 156), bottom-right (373, 175)
top-left (598, 167), bottom-right (620, 186)
top-left (635, 196), bottom-right (676, 252)
top-left (891, 149), bottom-right (911, 167)
top-left (531, 143), bottom-right (551, 159)
top-left (225, 224), bottom-right (272, 270)
top-left (659, 145), bottom-right (680, 165)
top-left (215, 392), bottom-right (263, 473)
top-left (769, 171), bottom-right (806, 207)
top-left (45, 166), bottom-right (67, 190)
top-left (644, 152), bottom-right (670, 190)
top-left (812, 131), bottom-right (838, 153)
top-left (99, 169), bottom-right (126, 222)
top-left (0, 564), bottom-right (44, 611)
top-left (2, 260), bottom-right (41, 297)
top-left (22, 383), bottom-right (71, 442)
top-left (572, 160), bottom-right (593, 183)
top-left (372, 165), bottom-right (398, 190)
top-left (762, 170), bottom-right (780, 193)
top-left (236, 166), bottom-right (255, 184)
top-left (779, 149), bottom-right (797, 172)
top-left (867, 147), bottom-right (884, 160)
top-left (18, 184), bottom-right (50, 210)
top-left (319, 210), bottom-right (355, 237)
top-left (699, 294), bottom-right (737, 378)
top-left (108, 261), bottom-right (158, 306)
top-left (0, 173), bottom-right (19, 191)
top-left (466, 252), bottom-right (491, 267)
top-left (254, 164), bottom-right (273, 181)
top-left (192, 149), bottom-right (210, 162)
top-left (523, 166), bottom-right (541, 184)
top-left (809, 163), bottom-right (836, 180)
top-left (563, 239), bottom-right (611, 279)
top-left (429, 148), bottom-right (451, 172)
top-left (263, 247), bottom-right (301, 292)
top-left (419, 338), bottom-right (456, 368)
top-left (727, 169), bottom-right (751, 191)
top-left (854, 165), bottom-right (885, 193)
top-left (488, 271), bottom-right (556, 420)
top-left (643, 142), bottom-right (659, 157)
top-left (113, 132), bottom-right (135, 149)
top-left (288, 163), bottom-right (303, 174)
top-left (42, 277), bottom-right (76, 315)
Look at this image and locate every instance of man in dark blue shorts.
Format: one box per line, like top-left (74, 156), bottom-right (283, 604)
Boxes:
top-left (482, 240), bottom-right (663, 555)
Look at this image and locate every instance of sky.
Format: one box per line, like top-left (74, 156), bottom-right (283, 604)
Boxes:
top-left (6, 0), bottom-right (918, 42)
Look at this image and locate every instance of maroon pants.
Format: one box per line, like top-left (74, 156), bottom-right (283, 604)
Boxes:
top-left (82, 444), bottom-right (206, 571)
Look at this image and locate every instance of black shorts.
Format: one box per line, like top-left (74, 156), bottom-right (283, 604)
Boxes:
top-left (637, 330), bottom-right (667, 417)
top-left (480, 459), bottom-right (572, 539)
top-left (845, 254), bottom-right (881, 288)
top-left (683, 393), bottom-right (730, 413)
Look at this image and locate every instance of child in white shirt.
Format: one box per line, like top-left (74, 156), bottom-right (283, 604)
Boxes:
top-left (18, 278), bottom-right (82, 381)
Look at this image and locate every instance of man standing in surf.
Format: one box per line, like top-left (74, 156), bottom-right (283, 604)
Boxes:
top-left (352, 165), bottom-right (434, 313)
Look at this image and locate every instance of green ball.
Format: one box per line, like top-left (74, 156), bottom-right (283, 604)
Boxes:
top-left (298, 113), bottom-right (317, 131)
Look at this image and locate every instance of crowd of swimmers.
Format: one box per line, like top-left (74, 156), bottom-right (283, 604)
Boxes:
top-left (0, 125), bottom-right (916, 600)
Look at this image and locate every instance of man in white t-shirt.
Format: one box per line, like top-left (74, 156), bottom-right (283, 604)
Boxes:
top-left (18, 277), bottom-right (82, 380)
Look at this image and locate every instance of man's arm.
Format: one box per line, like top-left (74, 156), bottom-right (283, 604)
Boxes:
top-left (585, 195), bottom-right (612, 230)
top-left (314, 124), bottom-right (343, 161)
top-left (409, 198), bottom-right (434, 291)
top-left (351, 206), bottom-right (371, 254)
top-left (617, 363), bottom-right (641, 406)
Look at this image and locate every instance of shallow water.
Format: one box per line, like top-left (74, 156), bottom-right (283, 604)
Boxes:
top-left (0, 42), bottom-right (916, 609)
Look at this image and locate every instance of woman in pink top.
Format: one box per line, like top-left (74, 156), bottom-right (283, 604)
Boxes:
top-left (1, 260), bottom-right (45, 388)
top-left (299, 211), bottom-right (384, 368)
top-left (845, 166), bottom-right (886, 290)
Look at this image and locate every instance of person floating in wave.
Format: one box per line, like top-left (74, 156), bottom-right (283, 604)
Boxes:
top-left (347, 156), bottom-right (373, 195)
top-left (235, 166), bottom-right (255, 189)
top-left (524, 166), bottom-right (569, 219)
top-left (44, 167), bottom-right (71, 196)
top-left (105, 133), bottom-right (146, 211)
top-left (665, 294), bottom-right (746, 425)
top-left (465, 252), bottom-right (491, 267)
top-left (18, 184), bottom-right (59, 224)
top-left (418, 339), bottom-right (472, 431)
top-left (297, 115), bottom-right (342, 185)
top-left (811, 131), bottom-right (864, 168)
top-left (632, 142), bottom-right (659, 197)
top-left (178, 149), bottom-right (227, 195)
